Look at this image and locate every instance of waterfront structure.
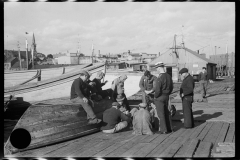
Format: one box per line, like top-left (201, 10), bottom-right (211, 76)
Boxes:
top-left (149, 46), bottom-right (217, 81)
top-left (209, 52), bottom-right (235, 77)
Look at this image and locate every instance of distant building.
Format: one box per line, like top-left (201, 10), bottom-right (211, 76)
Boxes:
top-left (4, 57), bottom-right (18, 70)
top-left (107, 62), bottom-right (126, 70)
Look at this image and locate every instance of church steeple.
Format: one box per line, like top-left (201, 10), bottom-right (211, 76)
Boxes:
top-left (31, 33), bottom-right (37, 58)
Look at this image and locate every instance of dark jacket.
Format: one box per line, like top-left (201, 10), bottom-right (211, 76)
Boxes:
top-left (139, 75), bottom-right (157, 91)
top-left (198, 71), bottom-right (208, 81)
top-left (70, 78), bottom-right (92, 99)
top-left (92, 78), bottom-right (105, 93)
top-left (101, 107), bottom-right (131, 130)
top-left (154, 73), bottom-right (173, 98)
top-left (180, 74), bottom-right (195, 97)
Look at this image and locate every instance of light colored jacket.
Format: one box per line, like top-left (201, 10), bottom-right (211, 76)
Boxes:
top-left (130, 108), bottom-right (153, 135)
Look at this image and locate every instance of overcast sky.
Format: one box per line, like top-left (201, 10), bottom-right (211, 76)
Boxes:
top-left (4, 2), bottom-right (235, 58)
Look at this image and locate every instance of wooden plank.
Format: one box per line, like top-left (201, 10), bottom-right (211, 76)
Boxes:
top-left (43, 132), bottom-right (106, 157)
top-left (14, 131), bottom-right (104, 157)
top-left (216, 144), bottom-right (235, 153)
top-left (212, 122), bottom-right (229, 153)
top-left (160, 126), bottom-right (201, 158)
top-left (181, 139), bottom-right (200, 157)
top-left (212, 152), bottom-right (235, 157)
top-left (224, 123), bottom-right (235, 143)
top-left (232, 134), bottom-right (235, 143)
top-left (76, 131), bottom-right (136, 157)
top-left (169, 128), bottom-right (186, 138)
top-left (190, 122), bottom-right (208, 139)
top-left (203, 122), bottom-right (223, 144)
top-left (140, 134), bottom-right (159, 143)
top-left (132, 143), bottom-right (159, 157)
top-left (121, 143), bottom-right (147, 157)
top-left (193, 141), bottom-right (212, 157)
top-left (104, 135), bottom-right (148, 157)
top-left (197, 122), bottom-right (213, 141)
top-left (146, 136), bottom-right (178, 157)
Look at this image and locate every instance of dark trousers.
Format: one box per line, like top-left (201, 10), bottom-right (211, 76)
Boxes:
top-left (99, 89), bottom-right (113, 99)
top-left (154, 95), bottom-right (172, 132)
top-left (182, 96), bottom-right (194, 128)
top-left (200, 80), bottom-right (208, 98)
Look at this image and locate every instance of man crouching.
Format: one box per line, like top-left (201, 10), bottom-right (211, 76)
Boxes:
top-left (130, 103), bottom-right (154, 135)
top-left (101, 102), bottom-right (131, 134)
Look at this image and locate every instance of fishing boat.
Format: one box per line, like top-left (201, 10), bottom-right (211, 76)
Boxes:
top-left (4, 63), bottom-right (113, 155)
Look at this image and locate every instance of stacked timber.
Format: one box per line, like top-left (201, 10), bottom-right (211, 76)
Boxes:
top-left (212, 142), bottom-right (235, 157)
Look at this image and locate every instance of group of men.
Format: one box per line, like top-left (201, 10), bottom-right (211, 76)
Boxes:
top-left (70, 62), bottom-right (208, 135)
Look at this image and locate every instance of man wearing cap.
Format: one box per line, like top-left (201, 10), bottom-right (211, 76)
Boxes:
top-left (92, 71), bottom-right (112, 99)
top-left (139, 70), bottom-right (157, 105)
top-left (198, 67), bottom-right (208, 102)
top-left (179, 68), bottom-right (195, 129)
top-left (130, 103), bottom-right (154, 135)
top-left (70, 70), bottom-right (102, 124)
top-left (112, 75), bottom-right (130, 111)
top-left (116, 94), bottom-right (131, 112)
top-left (153, 62), bottom-right (173, 134)
top-left (101, 102), bottom-right (131, 134)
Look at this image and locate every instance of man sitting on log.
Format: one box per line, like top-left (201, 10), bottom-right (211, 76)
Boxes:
top-left (101, 102), bottom-right (131, 134)
top-left (92, 71), bottom-right (112, 100)
top-left (70, 70), bottom-right (102, 124)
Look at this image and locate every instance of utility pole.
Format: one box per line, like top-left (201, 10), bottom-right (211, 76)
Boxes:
top-left (18, 41), bottom-right (22, 70)
top-left (91, 43), bottom-right (94, 64)
top-left (26, 38), bottom-right (28, 70)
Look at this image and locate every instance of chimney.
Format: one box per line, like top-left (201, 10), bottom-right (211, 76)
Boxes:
top-left (197, 50), bottom-right (199, 54)
top-left (158, 52), bottom-right (160, 56)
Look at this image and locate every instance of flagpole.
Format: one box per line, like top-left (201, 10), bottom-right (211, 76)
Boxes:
top-left (26, 38), bottom-right (28, 70)
top-left (91, 43), bottom-right (94, 64)
top-left (18, 41), bottom-right (22, 70)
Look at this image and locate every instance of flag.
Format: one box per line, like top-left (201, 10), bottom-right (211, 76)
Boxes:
top-left (26, 32), bottom-right (28, 34)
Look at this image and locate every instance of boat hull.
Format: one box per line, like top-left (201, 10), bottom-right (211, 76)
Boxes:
top-left (4, 63), bottom-right (105, 103)
top-left (4, 98), bottom-right (113, 155)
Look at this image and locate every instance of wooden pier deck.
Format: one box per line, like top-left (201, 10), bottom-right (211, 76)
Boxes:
top-left (9, 121), bottom-right (234, 157)
top-left (4, 78), bottom-right (235, 158)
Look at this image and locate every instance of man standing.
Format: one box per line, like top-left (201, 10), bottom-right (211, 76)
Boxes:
top-left (198, 67), bottom-right (208, 102)
top-left (70, 70), bottom-right (102, 124)
top-left (139, 70), bottom-right (157, 105)
top-left (101, 102), bottom-right (131, 134)
top-left (153, 62), bottom-right (173, 134)
top-left (92, 71), bottom-right (112, 99)
top-left (179, 68), bottom-right (195, 129)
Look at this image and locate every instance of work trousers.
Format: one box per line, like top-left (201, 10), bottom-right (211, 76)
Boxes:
top-left (102, 121), bottom-right (128, 133)
top-left (154, 95), bottom-right (172, 132)
top-left (182, 96), bottom-right (194, 128)
top-left (70, 97), bottom-right (96, 120)
top-left (200, 80), bottom-right (208, 98)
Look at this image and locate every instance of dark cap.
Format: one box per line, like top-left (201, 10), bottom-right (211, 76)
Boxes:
top-left (154, 62), bottom-right (165, 68)
top-left (112, 102), bottom-right (120, 107)
top-left (179, 68), bottom-right (188, 74)
top-left (79, 70), bottom-right (90, 77)
top-left (144, 70), bottom-right (151, 77)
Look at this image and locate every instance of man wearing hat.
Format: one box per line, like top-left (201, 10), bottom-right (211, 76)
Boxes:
top-left (70, 70), bottom-right (102, 124)
top-left (116, 94), bottom-right (130, 112)
top-left (101, 102), bottom-right (131, 134)
top-left (139, 70), bottom-right (157, 105)
top-left (153, 62), bottom-right (173, 134)
top-left (130, 103), bottom-right (154, 135)
top-left (179, 68), bottom-right (195, 129)
top-left (198, 67), bottom-right (208, 102)
top-left (92, 71), bottom-right (112, 99)
top-left (111, 75), bottom-right (127, 99)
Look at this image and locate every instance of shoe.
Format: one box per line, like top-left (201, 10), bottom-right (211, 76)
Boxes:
top-left (88, 118), bottom-right (102, 124)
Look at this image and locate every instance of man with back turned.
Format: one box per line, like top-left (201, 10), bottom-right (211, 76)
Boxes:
top-left (179, 68), bottom-right (195, 129)
top-left (153, 62), bottom-right (173, 134)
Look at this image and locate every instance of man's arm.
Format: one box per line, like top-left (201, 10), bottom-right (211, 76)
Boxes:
top-left (154, 78), bottom-right (162, 98)
top-left (183, 77), bottom-right (194, 96)
top-left (120, 111), bottom-right (131, 124)
top-left (139, 76), bottom-right (145, 91)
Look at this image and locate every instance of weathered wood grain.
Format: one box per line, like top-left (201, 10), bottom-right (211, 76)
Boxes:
top-left (193, 141), bottom-right (212, 157)
top-left (212, 122), bottom-right (229, 153)
top-left (181, 139), bottom-right (200, 157)
top-left (203, 122), bottom-right (223, 144)
top-left (197, 122), bottom-right (213, 141)
top-left (224, 123), bottom-right (235, 143)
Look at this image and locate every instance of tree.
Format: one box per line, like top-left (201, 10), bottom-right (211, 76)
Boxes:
top-left (47, 54), bottom-right (53, 59)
